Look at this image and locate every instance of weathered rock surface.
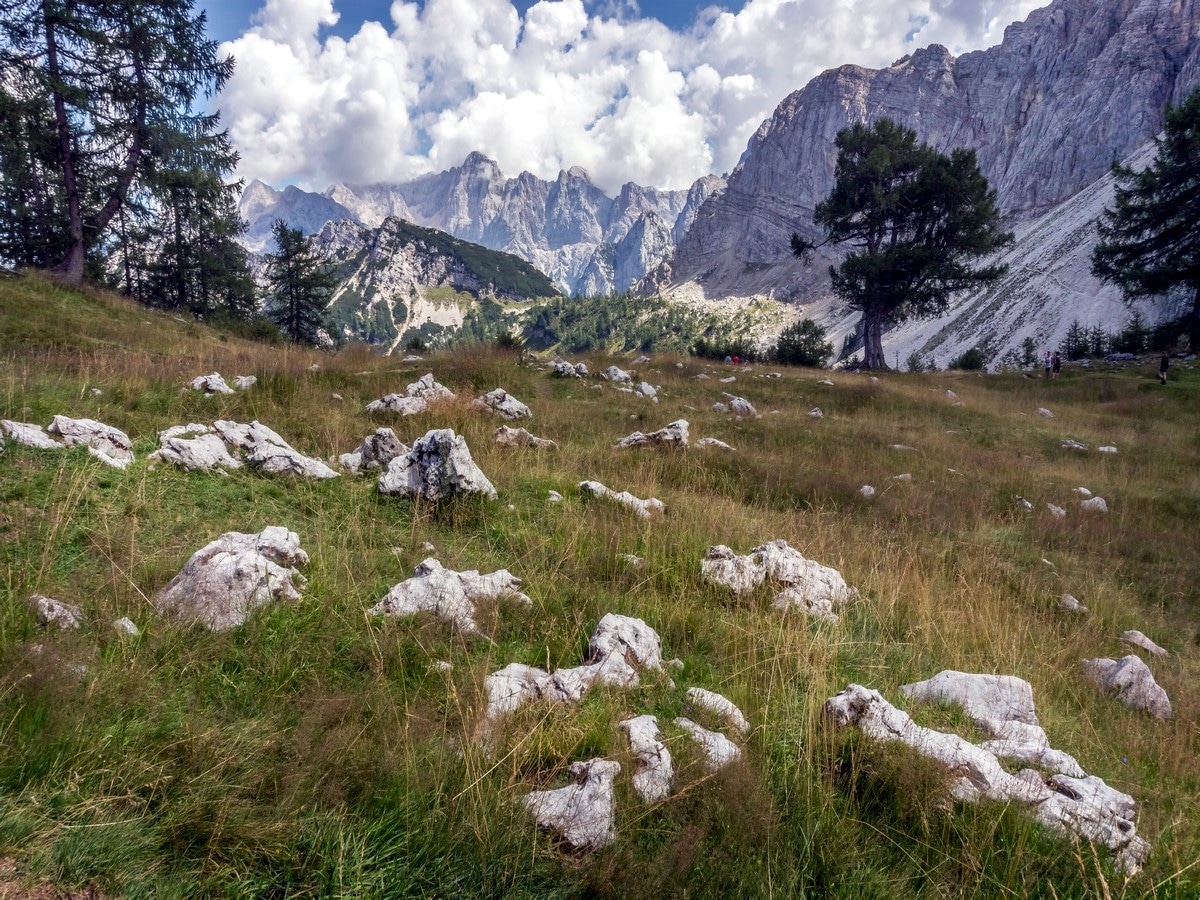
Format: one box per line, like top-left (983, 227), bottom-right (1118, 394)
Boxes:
top-left (212, 419), bottom-right (338, 479)
top-left (720, 393), bottom-right (757, 417)
top-left (1, 420), bottom-right (64, 450)
top-left (233, 375), bottom-right (257, 390)
top-left (686, 687), bottom-right (750, 737)
top-left (620, 715), bottom-right (673, 803)
top-left (366, 373), bottom-right (455, 415)
top-left (379, 429), bottom-right (497, 500)
top-left (824, 683), bottom-right (1149, 873)
top-left (603, 366), bottom-right (632, 384)
top-left (153, 526), bottom-right (309, 631)
top-left (1082, 655), bottom-right (1171, 719)
top-left (339, 427), bottom-right (408, 473)
top-left (579, 480), bottom-right (665, 518)
top-left (695, 437), bottom-right (734, 451)
top-left (588, 613), bottom-right (665, 673)
top-left (900, 671), bottom-right (1039, 726)
top-left (47, 415), bottom-right (134, 469)
top-left (674, 717), bottom-right (743, 771)
top-left (1121, 630), bottom-right (1167, 658)
top-left (29, 594), bottom-right (83, 629)
top-left (150, 428), bottom-right (243, 472)
top-left (615, 419), bottom-right (689, 449)
top-left (190, 372), bottom-right (234, 395)
top-left (368, 557), bottom-right (531, 635)
top-left (524, 758), bottom-right (621, 850)
top-left (702, 540), bottom-right (853, 621)
top-left (494, 425), bottom-right (556, 449)
top-left (472, 388), bottom-right (532, 420)
top-left (552, 360), bottom-right (588, 378)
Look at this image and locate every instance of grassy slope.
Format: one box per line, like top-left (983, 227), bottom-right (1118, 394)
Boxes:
top-left (0, 273), bottom-right (1197, 898)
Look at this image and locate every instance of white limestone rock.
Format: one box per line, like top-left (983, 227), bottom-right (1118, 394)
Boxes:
top-left (695, 437), bottom-right (734, 451)
top-left (900, 671), bottom-right (1039, 726)
top-left (1061, 439), bottom-right (1089, 450)
top-left (711, 402), bottom-right (729, 413)
top-left (1059, 594), bottom-right (1089, 613)
top-left (588, 613), bottom-right (664, 673)
top-left (233, 375), bottom-right (257, 390)
top-left (824, 684), bottom-right (1150, 873)
top-left (379, 429), bottom-right (497, 500)
top-left (615, 419), bottom-right (689, 449)
top-left (720, 392), bottom-right (758, 416)
top-left (368, 557), bottom-right (532, 635)
top-left (1037, 407), bottom-right (1055, 418)
top-left (552, 360), bottom-right (587, 378)
top-left (150, 430), bottom-right (243, 472)
top-left (702, 540), bottom-right (854, 621)
top-left (47, 415), bottom-right (134, 469)
top-left (603, 366), bottom-right (632, 383)
top-left (809, 407), bottom-right (824, 418)
top-left (524, 758), bottom-right (621, 850)
top-left (339, 428), bottom-right (408, 473)
top-left (189, 372), bottom-right (234, 395)
top-left (494, 425), bottom-right (557, 449)
top-left (620, 716), bottom-right (672, 803)
top-left (1075, 487), bottom-right (1093, 498)
top-left (212, 419), bottom-right (338, 479)
top-left (1080, 496), bottom-right (1109, 513)
top-left (547, 489), bottom-right (563, 502)
top-left (719, 376), bottom-right (736, 384)
top-left (153, 526), bottom-right (309, 631)
top-left (1016, 496), bottom-right (1034, 511)
top-left (1047, 503), bottom-right (1066, 519)
top-left (674, 717), bottom-right (742, 771)
top-left (859, 485), bottom-right (876, 499)
top-left (365, 372), bottom-right (455, 414)
top-left (472, 388), bottom-right (533, 420)
top-left (579, 480), bottom-right (664, 518)
top-left (1098, 445), bottom-right (1118, 454)
top-left (1082, 655), bottom-right (1171, 719)
top-left (635, 381), bottom-right (657, 399)
top-left (686, 687), bottom-right (749, 737)
top-left (1121, 630), bottom-right (1167, 658)
top-left (29, 594), bottom-right (83, 629)
top-left (893, 473), bottom-right (912, 482)
top-left (976, 718), bottom-right (1086, 778)
top-left (112, 617), bottom-right (140, 636)
top-left (1, 420), bottom-right (64, 450)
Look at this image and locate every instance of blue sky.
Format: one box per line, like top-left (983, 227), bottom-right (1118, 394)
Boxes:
top-left (207, 0), bottom-right (1044, 193)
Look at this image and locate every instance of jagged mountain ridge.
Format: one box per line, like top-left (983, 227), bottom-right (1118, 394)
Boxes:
top-left (314, 216), bottom-right (559, 353)
top-left (240, 154), bottom-right (726, 297)
top-left (648, 0), bottom-right (1200, 364)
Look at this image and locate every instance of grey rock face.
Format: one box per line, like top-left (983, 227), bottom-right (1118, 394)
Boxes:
top-left (1, 420), bottom-right (64, 450)
top-left (524, 758), bottom-right (621, 850)
top-left (615, 419), bottom-right (689, 449)
top-left (47, 416), bottom-right (134, 469)
top-left (339, 428), bottom-right (408, 473)
top-left (493, 426), bottom-right (556, 449)
top-left (901, 671), bottom-right (1040, 726)
top-left (368, 557), bottom-right (532, 635)
top-left (153, 527), bottom-right (310, 631)
top-left (378, 429), bottom-right (497, 501)
top-left (29, 594), bottom-right (83, 629)
top-left (1082, 655), bottom-right (1171, 719)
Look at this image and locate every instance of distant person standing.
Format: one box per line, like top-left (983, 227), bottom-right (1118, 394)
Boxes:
top-left (1051, 351), bottom-right (1062, 379)
top-left (1159, 351), bottom-right (1170, 384)
top-left (1044, 351), bottom-right (1052, 379)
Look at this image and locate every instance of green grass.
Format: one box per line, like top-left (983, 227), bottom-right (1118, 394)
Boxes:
top-left (1, 272), bottom-right (1198, 897)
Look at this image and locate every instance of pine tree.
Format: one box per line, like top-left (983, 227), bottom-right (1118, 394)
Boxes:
top-left (264, 220), bottom-right (335, 346)
top-left (793, 119), bottom-right (1012, 369)
top-left (1092, 87), bottom-right (1200, 351)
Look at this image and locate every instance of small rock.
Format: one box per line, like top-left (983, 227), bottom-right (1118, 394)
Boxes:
top-left (1047, 503), bottom-right (1066, 519)
top-left (47, 415), bottom-right (134, 469)
top-left (552, 360), bottom-right (588, 378)
top-left (331, 392), bottom-right (344, 402)
top-left (1082, 655), bottom-right (1171, 719)
top-left (369, 558), bottom-right (532, 635)
top-left (620, 715), bottom-right (673, 803)
top-left (1080, 496), bottom-right (1108, 513)
top-left (1037, 407), bottom-right (1055, 418)
top-left (494, 425), bottom-right (557, 449)
top-left (1016, 496), bottom-right (1034, 511)
top-left (1061, 439), bottom-right (1089, 451)
top-left (695, 437), bottom-right (734, 451)
top-left (1098, 446), bottom-right (1118, 454)
top-left (472, 388), bottom-right (533, 420)
top-left (1120, 630), bottom-right (1167, 658)
top-left (809, 407), bottom-right (823, 418)
top-left (635, 381), bottom-right (657, 399)
top-left (615, 419), bottom-right (688, 449)
top-left (309, 364), bottom-right (322, 372)
top-left (190, 372), bottom-right (234, 394)
top-left (1, 420), bottom-right (64, 450)
top-left (818, 379), bottom-right (834, 386)
top-left (579, 480), bottom-right (664, 518)
top-left (720, 393), bottom-right (757, 416)
top-left (233, 375), bottom-right (257, 390)
top-left (29, 594), bottom-right (83, 629)
top-left (89, 387), bottom-right (103, 396)
top-left (890, 444), bottom-right (916, 451)
top-left (547, 490), bottom-right (563, 503)
top-left (711, 402), bottom-right (729, 413)
top-left (946, 390), bottom-right (958, 400)
top-left (150, 431), bottom-right (242, 472)
top-left (633, 355), bottom-right (651, 364)
top-left (524, 758), bottom-right (621, 850)
top-left (603, 366), bottom-right (632, 384)
top-left (674, 717), bottom-right (742, 771)
top-left (686, 687), bottom-right (750, 737)
top-left (339, 427), bottom-right (408, 473)
top-left (1059, 594), bottom-right (1089, 613)
top-left (621, 553), bottom-right (645, 568)
top-left (859, 485), bottom-right (875, 498)
top-left (112, 617), bottom-right (140, 636)
top-left (719, 376), bottom-right (736, 383)
top-left (893, 473), bottom-right (912, 481)
top-left (1075, 487), bottom-right (1092, 498)
top-left (419, 542), bottom-right (437, 553)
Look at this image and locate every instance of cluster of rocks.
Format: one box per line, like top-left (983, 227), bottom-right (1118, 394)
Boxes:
top-left (826, 672), bottom-right (1151, 874)
top-left (366, 373), bottom-right (455, 415)
top-left (701, 539), bottom-right (855, 623)
top-left (712, 393), bottom-right (758, 417)
top-left (151, 420), bottom-right (339, 479)
top-left (189, 372), bottom-right (256, 394)
top-left (2, 416), bottom-right (134, 469)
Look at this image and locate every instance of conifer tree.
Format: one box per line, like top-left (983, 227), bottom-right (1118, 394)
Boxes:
top-left (1092, 87), bottom-right (1200, 351)
top-left (264, 220), bottom-right (335, 346)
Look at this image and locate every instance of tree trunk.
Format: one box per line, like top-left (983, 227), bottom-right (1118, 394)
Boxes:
top-left (1190, 283), bottom-right (1200, 353)
top-left (43, 0), bottom-right (84, 284)
top-left (862, 307), bottom-right (889, 369)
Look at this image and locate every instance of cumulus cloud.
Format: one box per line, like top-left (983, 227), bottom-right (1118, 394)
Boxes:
top-left (219, 0), bottom-right (1044, 193)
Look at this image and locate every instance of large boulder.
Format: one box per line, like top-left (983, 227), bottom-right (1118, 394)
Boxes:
top-left (368, 558), bottom-right (531, 635)
top-left (524, 758), bottom-right (621, 850)
top-left (378, 429), bottom-right (497, 500)
top-left (472, 388), bottom-right (532, 420)
top-left (615, 419), bottom-right (688, 449)
top-left (1082, 655), bottom-right (1171, 719)
top-left (47, 415), bottom-right (134, 469)
top-left (153, 526), bottom-right (310, 631)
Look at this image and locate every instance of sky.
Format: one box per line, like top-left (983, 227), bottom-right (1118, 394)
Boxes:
top-left (202, 0), bottom-right (1046, 195)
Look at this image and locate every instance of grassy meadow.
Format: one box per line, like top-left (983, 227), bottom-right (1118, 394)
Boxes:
top-left (1, 273), bottom-right (1198, 898)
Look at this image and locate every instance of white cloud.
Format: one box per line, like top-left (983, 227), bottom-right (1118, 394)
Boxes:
top-left (219, 0), bottom-right (1044, 193)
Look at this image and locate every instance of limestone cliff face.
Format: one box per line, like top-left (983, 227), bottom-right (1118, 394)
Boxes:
top-left (655, 0), bottom-right (1200, 313)
top-left (239, 181), bottom-right (358, 253)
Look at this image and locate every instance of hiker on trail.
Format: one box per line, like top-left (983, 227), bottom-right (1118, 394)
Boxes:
top-left (1044, 351), bottom-right (1052, 378)
top-left (1159, 351), bottom-right (1170, 384)
top-left (1051, 351), bottom-right (1061, 379)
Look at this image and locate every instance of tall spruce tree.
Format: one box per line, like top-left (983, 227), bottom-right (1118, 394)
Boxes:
top-left (793, 119), bottom-right (1012, 369)
top-left (1092, 87), bottom-right (1200, 352)
top-left (264, 220), bottom-right (335, 346)
top-left (0, 0), bottom-right (239, 284)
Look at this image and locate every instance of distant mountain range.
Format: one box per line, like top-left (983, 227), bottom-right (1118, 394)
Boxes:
top-left (240, 0), bottom-right (1199, 366)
